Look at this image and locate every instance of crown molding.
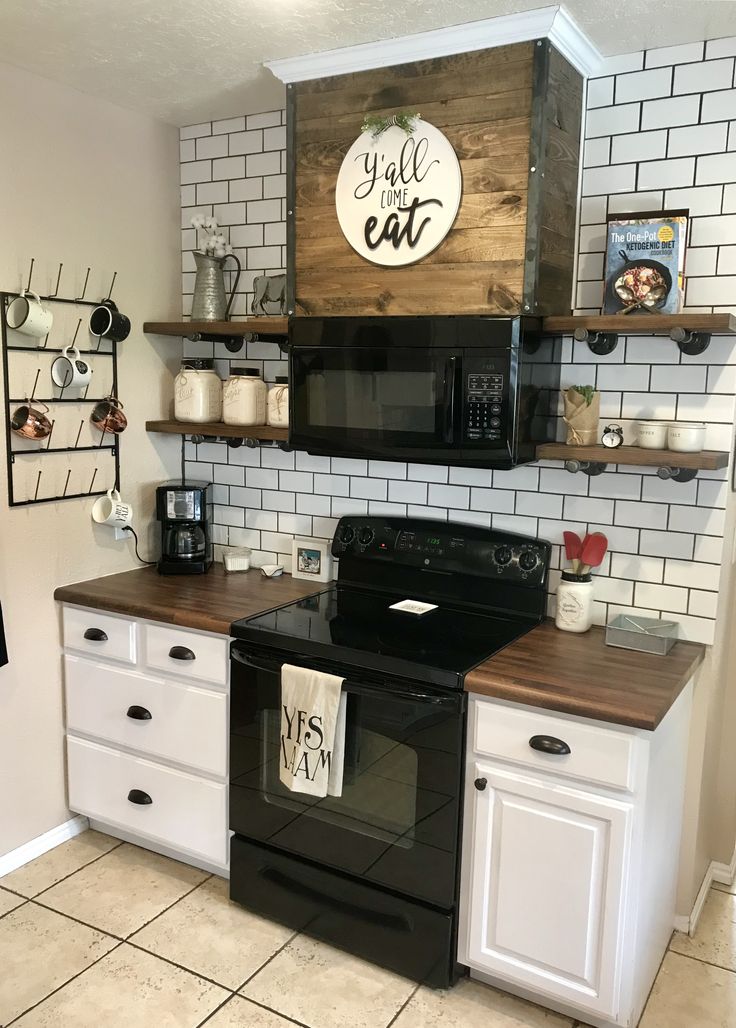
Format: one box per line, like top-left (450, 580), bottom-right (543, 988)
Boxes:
top-left (265, 5), bottom-right (602, 85)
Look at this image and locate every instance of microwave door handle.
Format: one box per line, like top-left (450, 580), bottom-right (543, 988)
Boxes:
top-left (442, 356), bottom-right (458, 443)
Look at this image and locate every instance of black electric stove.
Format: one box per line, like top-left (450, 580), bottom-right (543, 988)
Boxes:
top-left (229, 516), bottom-right (551, 989)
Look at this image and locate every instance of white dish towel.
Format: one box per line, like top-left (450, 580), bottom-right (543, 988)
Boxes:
top-left (280, 663), bottom-right (346, 798)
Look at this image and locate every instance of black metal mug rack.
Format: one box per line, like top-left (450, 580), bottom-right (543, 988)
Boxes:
top-left (1, 260), bottom-right (121, 507)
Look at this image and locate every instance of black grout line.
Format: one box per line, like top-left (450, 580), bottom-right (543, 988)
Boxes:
top-left (0, 836), bottom-right (125, 901)
top-left (385, 982), bottom-right (421, 1027)
top-left (668, 946), bottom-right (736, 977)
top-left (0, 896), bottom-right (28, 919)
top-left (195, 992), bottom-right (241, 1028)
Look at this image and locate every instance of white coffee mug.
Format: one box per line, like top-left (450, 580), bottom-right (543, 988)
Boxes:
top-left (51, 345), bottom-right (92, 389)
top-left (637, 420), bottom-right (669, 449)
top-left (91, 488), bottom-right (133, 528)
top-left (7, 290), bottom-right (53, 338)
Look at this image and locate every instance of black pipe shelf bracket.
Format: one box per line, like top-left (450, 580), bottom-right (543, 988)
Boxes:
top-left (669, 327), bottom-right (711, 355)
top-left (574, 324), bottom-right (712, 357)
top-left (564, 458), bottom-right (608, 476)
top-left (573, 327), bottom-right (619, 355)
top-left (1, 270), bottom-right (122, 506)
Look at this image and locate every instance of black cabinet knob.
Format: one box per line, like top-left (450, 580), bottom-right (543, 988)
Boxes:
top-left (474, 778), bottom-right (487, 791)
top-left (529, 735), bottom-right (571, 756)
top-left (126, 705), bottom-right (152, 721)
top-left (127, 789), bottom-right (152, 805)
top-left (83, 628), bottom-right (108, 642)
top-left (168, 645), bottom-right (195, 661)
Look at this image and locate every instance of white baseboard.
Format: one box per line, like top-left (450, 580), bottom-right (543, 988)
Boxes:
top-left (674, 843), bottom-right (736, 936)
top-left (0, 815), bottom-right (89, 878)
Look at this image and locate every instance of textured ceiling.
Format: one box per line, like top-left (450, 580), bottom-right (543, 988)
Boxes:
top-left (1, 1), bottom-right (736, 125)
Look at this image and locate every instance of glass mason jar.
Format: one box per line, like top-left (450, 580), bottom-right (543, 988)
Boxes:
top-left (555, 571), bottom-right (594, 633)
top-left (174, 359), bottom-right (222, 423)
top-left (222, 367), bottom-right (267, 427)
top-left (267, 376), bottom-right (289, 428)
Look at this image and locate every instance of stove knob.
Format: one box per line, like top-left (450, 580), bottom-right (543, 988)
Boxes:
top-left (339, 525), bottom-right (355, 544)
top-left (494, 545), bottom-right (513, 566)
top-left (519, 549), bottom-right (538, 572)
top-left (358, 526), bottom-right (374, 546)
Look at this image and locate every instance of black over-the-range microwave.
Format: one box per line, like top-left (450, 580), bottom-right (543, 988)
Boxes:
top-left (288, 316), bottom-right (561, 469)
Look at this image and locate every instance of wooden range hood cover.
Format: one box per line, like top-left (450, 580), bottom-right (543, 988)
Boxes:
top-left (284, 40), bottom-right (583, 318)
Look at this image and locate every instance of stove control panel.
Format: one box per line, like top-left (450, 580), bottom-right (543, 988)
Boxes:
top-left (332, 516), bottom-right (550, 586)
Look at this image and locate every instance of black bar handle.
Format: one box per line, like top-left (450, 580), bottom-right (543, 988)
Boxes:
top-left (168, 645), bottom-right (195, 661)
top-left (126, 705), bottom-right (152, 721)
top-left (474, 778), bottom-right (487, 791)
top-left (442, 355), bottom-right (458, 444)
top-left (529, 734), bottom-right (571, 756)
top-left (127, 788), bottom-right (152, 805)
top-left (83, 627), bottom-right (108, 642)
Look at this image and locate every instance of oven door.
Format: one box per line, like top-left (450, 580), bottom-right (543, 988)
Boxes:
top-left (289, 344), bottom-right (463, 458)
top-left (230, 644), bottom-right (466, 910)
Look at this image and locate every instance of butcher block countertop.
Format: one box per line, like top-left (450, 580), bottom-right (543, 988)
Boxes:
top-left (54, 565), bottom-right (326, 637)
top-left (465, 621), bottom-right (705, 731)
top-left (55, 568), bottom-right (705, 730)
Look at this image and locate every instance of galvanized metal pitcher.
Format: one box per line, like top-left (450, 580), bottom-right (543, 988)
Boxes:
top-left (191, 252), bottom-right (241, 321)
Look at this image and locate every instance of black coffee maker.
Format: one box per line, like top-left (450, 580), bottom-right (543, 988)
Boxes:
top-left (156, 482), bottom-right (212, 575)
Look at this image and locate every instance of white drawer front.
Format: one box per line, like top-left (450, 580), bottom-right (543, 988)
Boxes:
top-left (67, 736), bottom-right (227, 866)
top-left (472, 698), bottom-right (637, 792)
top-left (65, 655), bottom-right (227, 777)
top-left (143, 624), bottom-right (228, 685)
top-left (63, 606), bottom-right (136, 665)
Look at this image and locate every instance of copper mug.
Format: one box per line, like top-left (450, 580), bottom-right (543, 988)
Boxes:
top-left (10, 401), bottom-right (52, 439)
top-left (90, 396), bottom-right (127, 435)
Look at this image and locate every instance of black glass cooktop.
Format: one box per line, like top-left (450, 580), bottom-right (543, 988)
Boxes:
top-left (230, 585), bottom-right (536, 689)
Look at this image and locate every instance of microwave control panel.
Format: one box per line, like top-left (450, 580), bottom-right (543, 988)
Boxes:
top-left (462, 358), bottom-right (507, 443)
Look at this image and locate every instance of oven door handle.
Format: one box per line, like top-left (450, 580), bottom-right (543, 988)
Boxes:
top-left (442, 355), bottom-right (458, 444)
top-left (231, 647), bottom-right (462, 707)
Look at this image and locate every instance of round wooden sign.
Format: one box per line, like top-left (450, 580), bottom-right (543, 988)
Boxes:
top-left (335, 120), bottom-right (462, 267)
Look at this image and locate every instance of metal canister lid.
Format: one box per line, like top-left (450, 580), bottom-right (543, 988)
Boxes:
top-left (274, 376), bottom-right (289, 384)
top-left (181, 358), bottom-right (214, 370)
top-left (230, 367), bottom-right (261, 376)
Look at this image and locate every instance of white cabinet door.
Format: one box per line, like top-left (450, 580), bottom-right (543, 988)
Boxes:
top-left (464, 762), bottom-right (633, 1020)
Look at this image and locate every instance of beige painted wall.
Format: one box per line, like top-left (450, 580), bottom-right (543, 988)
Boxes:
top-left (0, 61), bottom-right (181, 857)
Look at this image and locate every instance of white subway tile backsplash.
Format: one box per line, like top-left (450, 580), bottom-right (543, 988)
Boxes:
top-left (646, 42), bottom-right (704, 67)
top-left (670, 503), bottom-right (726, 535)
top-left (278, 513), bottom-right (313, 535)
top-left (351, 477), bottom-right (388, 501)
top-left (582, 163), bottom-right (636, 196)
top-left (407, 505), bottom-right (448, 521)
top-left (694, 534), bottom-right (725, 563)
top-left (314, 473), bottom-right (350, 496)
top-left (563, 496), bottom-right (614, 524)
top-left (449, 509), bottom-right (491, 528)
top-left (686, 276), bottom-right (736, 306)
top-left (428, 483), bottom-right (470, 508)
top-left (180, 122), bottom-right (211, 139)
top-left (637, 157), bottom-right (695, 189)
top-left (695, 152), bottom-right (736, 184)
top-left (698, 479), bottom-right (728, 507)
top-left (616, 67), bottom-right (672, 103)
top-left (610, 130), bottom-right (667, 164)
top-left (641, 94), bottom-right (701, 129)
top-left (635, 582), bottom-right (689, 612)
top-left (615, 499), bottom-right (667, 529)
top-left (368, 459), bottom-right (407, 479)
top-left (597, 52), bottom-right (644, 75)
top-left (262, 489), bottom-right (295, 512)
top-left (650, 365), bottom-right (707, 392)
top-left (470, 488), bottom-right (515, 514)
top-left (706, 37), bottom-right (736, 59)
top-left (596, 364), bottom-right (650, 391)
top-left (689, 590), bottom-right (719, 618)
top-left (493, 514), bottom-right (538, 536)
top-left (331, 457), bottom-right (368, 476)
top-left (684, 246), bottom-right (719, 275)
top-left (666, 185), bottom-right (724, 216)
top-left (407, 463), bottom-right (449, 483)
top-left (449, 467), bottom-right (493, 487)
top-left (587, 77), bottom-right (614, 108)
top-left (515, 492), bottom-right (563, 519)
top-left (668, 122), bottom-right (729, 157)
top-left (388, 479), bottom-right (428, 504)
top-left (279, 470), bottom-right (313, 493)
top-left (622, 393), bottom-right (677, 419)
top-left (593, 577), bottom-right (634, 605)
top-left (642, 476), bottom-right (698, 505)
top-left (586, 103), bottom-right (641, 138)
top-left (584, 137), bottom-right (611, 168)
top-left (640, 530), bottom-right (694, 559)
top-left (313, 517), bottom-right (339, 539)
top-left (674, 57), bottom-right (734, 95)
top-left (213, 116), bottom-right (245, 134)
top-left (588, 473), bottom-right (642, 501)
top-left (677, 392), bottom-right (735, 421)
top-left (369, 501), bottom-right (407, 517)
top-left (610, 552), bottom-right (664, 582)
top-left (297, 494), bottom-right (331, 516)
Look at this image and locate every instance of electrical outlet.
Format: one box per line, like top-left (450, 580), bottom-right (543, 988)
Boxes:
top-left (114, 527), bottom-right (128, 542)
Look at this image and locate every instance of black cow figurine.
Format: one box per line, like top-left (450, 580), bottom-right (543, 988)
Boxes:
top-left (251, 274), bottom-right (287, 315)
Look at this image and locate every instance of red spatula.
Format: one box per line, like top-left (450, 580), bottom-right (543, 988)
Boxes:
top-left (579, 532), bottom-right (608, 574)
top-left (563, 531), bottom-right (582, 573)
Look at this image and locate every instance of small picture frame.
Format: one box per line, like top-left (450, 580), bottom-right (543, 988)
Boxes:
top-left (291, 537), bottom-right (333, 583)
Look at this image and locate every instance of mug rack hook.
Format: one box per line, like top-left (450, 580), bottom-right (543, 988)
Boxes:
top-left (25, 257), bottom-right (35, 294)
top-left (33, 470), bottom-right (42, 502)
top-left (62, 468), bottom-right (72, 498)
top-left (71, 318), bottom-right (82, 346)
top-left (104, 271), bottom-right (117, 302)
top-left (48, 263), bottom-right (64, 299)
top-left (29, 368), bottom-right (41, 403)
top-left (88, 468), bottom-right (98, 494)
top-left (74, 420), bottom-right (84, 449)
top-left (75, 267), bottom-right (91, 302)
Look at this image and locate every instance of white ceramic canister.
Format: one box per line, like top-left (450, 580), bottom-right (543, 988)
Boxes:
top-left (222, 367), bottom-right (267, 427)
top-left (174, 359), bottom-right (222, 423)
top-left (637, 420), bottom-right (669, 449)
top-left (267, 376), bottom-right (289, 428)
top-left (555, 572), bottom-right (594, 633)
top-left (668, 421), bottom-right (706, 453)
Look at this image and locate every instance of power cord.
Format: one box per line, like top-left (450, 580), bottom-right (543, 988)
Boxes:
top-left (122, 526), bottom-right (157, 566)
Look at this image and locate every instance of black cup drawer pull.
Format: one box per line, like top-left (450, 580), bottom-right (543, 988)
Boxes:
top-left (83, 628), bottom-right (108, 642)
top-left (169, 645), bottom-right (195, 661)
top-left (127, 789), bottom-right (152, 805)
top-left (474, 778), bottom-right (487, 791)
top-left (126, 705), bottom-right (152, 721)
top-left (529, 735), bottom-right (571, 756)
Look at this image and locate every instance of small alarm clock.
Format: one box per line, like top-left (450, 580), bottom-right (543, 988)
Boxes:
top-left (602, 424), bottom-right (624, 448)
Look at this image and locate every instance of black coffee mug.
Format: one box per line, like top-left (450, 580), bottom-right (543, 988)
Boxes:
top-left (89, 300), bottom-right (130, 343)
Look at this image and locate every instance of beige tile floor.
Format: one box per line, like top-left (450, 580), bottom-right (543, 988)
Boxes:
top-left (0, 830), bottom-right (734, 1027)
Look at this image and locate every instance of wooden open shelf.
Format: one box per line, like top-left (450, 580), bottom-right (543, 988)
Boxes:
top-left (536, 443), bottom-right (729, 471)
top-left (146, 420), bottom-right (288, 443)
top-left (543, 314), bottom-right (736, 335)
top-left (143, 318), bottom-right (288, 337)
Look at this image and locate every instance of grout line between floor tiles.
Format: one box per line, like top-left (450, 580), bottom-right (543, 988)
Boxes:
top-left (225, 992), bottom-right (313, 1028)
top-left (668, 947), bottom-right (736, 976)
top-left (194, 990), bottom-right (240, 1028)
top-left (124, 937), bottom-right (241, 993)
top-left (125, 871), bottom-right (214, 941)
top-left (384, 981), bottom-right (420, 1028)
top-left (0, 897), bottom-right (29, 920)
top-left (235, 927), bottom-right (300, 992)
top-left (30, 898), bottom-right (125, 941)
top-left (1, 837), bottom-right (125, 902)
top-left (4, 939), bottom-right (126, 1026)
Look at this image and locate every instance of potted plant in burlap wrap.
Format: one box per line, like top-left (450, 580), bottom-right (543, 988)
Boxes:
top-left (563, 385), bottom-right (600, 445)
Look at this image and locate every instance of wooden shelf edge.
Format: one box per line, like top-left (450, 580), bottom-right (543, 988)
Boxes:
top-left (146, 420), bottom-right (288, 442)
top-left (143, 318), bottom-right (289, 338)
top-left (536, 443), bottom-right (729, 471)
top-left (543, 313), bottom-right (736, 335)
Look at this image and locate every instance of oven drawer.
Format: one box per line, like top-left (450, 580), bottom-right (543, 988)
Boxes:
top-left (64, 655), bottom-right (227, 777)
top-left (63, 606), bottom-right (136, 665)
top-left (471, 697), bottom-right (637, 793)
top-left (67, 736), bottom-right (227, 865)
top-left (143, 623), bottom-right (228, 686)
